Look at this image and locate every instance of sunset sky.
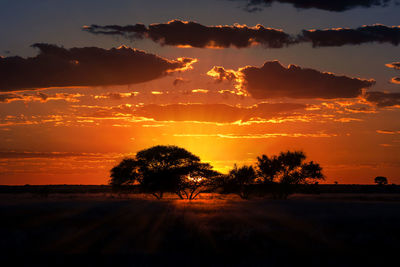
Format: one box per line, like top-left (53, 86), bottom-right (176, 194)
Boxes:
top-left (1, 0), bottom-right (400, 185)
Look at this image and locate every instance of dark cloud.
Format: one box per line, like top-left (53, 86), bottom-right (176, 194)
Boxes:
top-left (0, 43), bottom-right (195, 92)
top-left (84, 21), bottom-right (400, 49)
top-left (134, 103), bottom-right (305, 123)
top-left (386, 62), bottom-right (400, 69)
top-left (0, 92), bottom-right (81, 103)
top-left (300, 25), bottom-right (400, 47)
top-left (84, 20), bottom-right (296, 48)
top-left (82, 24), bottom-right (147, 38)
top-left (365, 91), bottom-right (400, 107)
top-left (241, 0), bottom-right (392, 12)
top-left (222, 61), bottom-right (374, 99)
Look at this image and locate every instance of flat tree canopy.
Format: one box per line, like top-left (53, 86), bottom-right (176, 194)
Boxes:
top-left (110, 145), bottom-right (219, 199)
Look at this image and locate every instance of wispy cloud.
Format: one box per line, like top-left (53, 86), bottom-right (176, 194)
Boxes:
top-left (173, 132), bottom-right (337, 139)
top-left (0, 92), bottom-right (82, 103)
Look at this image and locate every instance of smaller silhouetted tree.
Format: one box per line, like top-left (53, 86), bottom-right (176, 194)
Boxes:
top-left (177, 163), bottom-right (220, 200)
top-left (374, 176), bottom-right (388, 186)
top-left (226, 164), bottom-right (257, 199)
top-left (257, 151), bottom-right (324, 199)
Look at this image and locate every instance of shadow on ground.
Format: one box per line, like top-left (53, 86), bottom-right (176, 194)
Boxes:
top-left (0, 194), bottom-right (399, 266)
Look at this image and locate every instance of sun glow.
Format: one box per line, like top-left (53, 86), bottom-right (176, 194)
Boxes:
top-left (186, 174), bottom-right (204, 182)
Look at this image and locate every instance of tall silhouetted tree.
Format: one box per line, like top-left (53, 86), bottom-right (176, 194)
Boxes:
top-left (257, 151), bottom-right (324, 198)
top-left (374, 176), bottom-right (388, 186)
top-left (110, 145), bottom-right (219, 199)
top-left (226, 164), bottom-right (257, 199)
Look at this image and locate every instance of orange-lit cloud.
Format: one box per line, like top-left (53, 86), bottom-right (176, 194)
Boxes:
top-left (385, 62), bottom-right (400, 84)
top-left (376, 130), bottom-right (400, 134)
top-left (0, 44), bottom-right (196, 92)
top-left (173, 132), bottom-right (337, 139)
top-left (0, 115), bottom-right (65, 127)
top-left (386, 62), bottom-right (400, 70)
top-left (0, 92), bottom-right (82, 103)
top-left (208, 61), bottom-right (375, 99)
top-left (0, 151), bottom-right (110, 159)
top-left (93, 92), bottom-right (139, 100)
top-left (83, 20), bottom-right (296, 48)
top-left (151, 91), bottom-right (164, 95)
top-left (133, 103), bottom-right (306, 123)
top-left (191, 89), bottom-right (209, 93)
top-left (207, 66), bottom-right (238, 82)
top-left (391, 77), bottom-right (400, 84)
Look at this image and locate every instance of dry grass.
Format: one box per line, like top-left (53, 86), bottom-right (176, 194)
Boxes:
top-left (0, 193), bottom-right (399, 266)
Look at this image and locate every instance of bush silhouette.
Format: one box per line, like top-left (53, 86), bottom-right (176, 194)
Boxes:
top-left (110, 145), bottom-right (219, 199)
top-left (374, 176), bottom-right (388, 186)
top-left (257, 151), bottom-right (324, 199)
top-left (226, 164), bottom-right (257, 199)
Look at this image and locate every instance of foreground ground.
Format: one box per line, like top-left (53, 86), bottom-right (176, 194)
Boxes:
top-left (1, 193), bottom-right (399, 266)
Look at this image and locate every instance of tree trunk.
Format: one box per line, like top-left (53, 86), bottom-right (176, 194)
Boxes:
top-left (192, 190), bottom-right (202, 200)
top-left (176, 191), bottom-right (184, 199)
top-left (151, 192), bottom-right (163, 199)
top-left (152, 193), bottom-right (161, 199)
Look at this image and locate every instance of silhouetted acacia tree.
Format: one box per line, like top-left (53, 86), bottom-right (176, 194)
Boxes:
top-left (109, 145), bottom-right (219, 199)
top-left (374, 176), bottom-right (388, 186)
top-left (226, 164), bottom-right (257, 199)
top-left (257, 151), bottom-right (324, 199)
top-left (177, 162), bottom-right (220, 200)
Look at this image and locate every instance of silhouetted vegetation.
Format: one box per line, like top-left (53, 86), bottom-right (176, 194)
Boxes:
top-left (257, 151), bottom-right (324, 198)
top-left (110, 146), bottom-right (326, 200)
top-left (217, 150), bottom-right (324, 199)
top-left (225, 164), bottom-right (257, 199)
top-left (110, 145), bottom-right (220, 199)
top-left (375, 176), bottom-right (388, 185)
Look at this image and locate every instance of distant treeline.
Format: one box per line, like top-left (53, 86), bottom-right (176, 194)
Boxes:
top-left (0, 185), bottom-right (112, 195)
top-left (0, 184), bottom-right (399, 195)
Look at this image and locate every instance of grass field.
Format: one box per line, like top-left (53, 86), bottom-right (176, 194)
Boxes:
top-left (1, 193), bottom-right (399, 266)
